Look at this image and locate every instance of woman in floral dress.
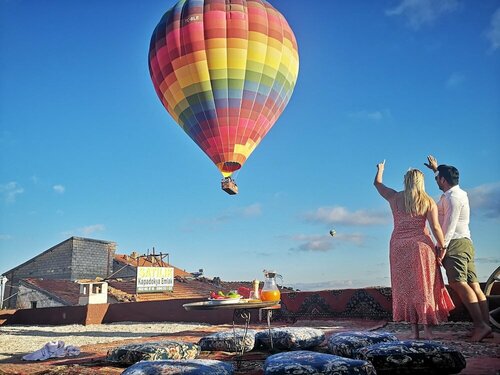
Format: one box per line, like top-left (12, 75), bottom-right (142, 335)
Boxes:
top-left (374, 160), bottom-right (455, 339)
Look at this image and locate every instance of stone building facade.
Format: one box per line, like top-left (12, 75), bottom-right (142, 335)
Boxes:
top-left (2, 237), bottom-right (116, 309)
top-left (16, 281), bottom-right (66, 309)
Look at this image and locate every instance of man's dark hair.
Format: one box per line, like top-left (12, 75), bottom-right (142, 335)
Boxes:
top-left (437, 164), bottom-right (459, 186)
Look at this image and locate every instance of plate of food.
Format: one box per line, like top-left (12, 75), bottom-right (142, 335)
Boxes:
top-left (207, 297), bottom-right (243, 305)
top-left (208, 290), bottom-right (242, 304)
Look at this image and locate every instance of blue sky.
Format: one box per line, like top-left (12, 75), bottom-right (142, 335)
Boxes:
top-left (1, 0), bottom-right (499, 291)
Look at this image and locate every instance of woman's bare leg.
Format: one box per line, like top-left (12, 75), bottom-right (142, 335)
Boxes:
top-left (423, 324), bottom-right (434, 340)
top-left (411, 323), bottom-right (420, 339)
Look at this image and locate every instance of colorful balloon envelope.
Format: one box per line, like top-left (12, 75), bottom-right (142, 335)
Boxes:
top-left (148, 0), bottom-right (299, 181)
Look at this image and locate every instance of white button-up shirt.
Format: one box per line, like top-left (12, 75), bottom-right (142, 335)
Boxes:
top-left (437, 185), bottom-right (471, 246)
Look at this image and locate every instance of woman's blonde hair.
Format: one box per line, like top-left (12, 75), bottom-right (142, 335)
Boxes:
top-left (403, 169), bottom-right (432, 216)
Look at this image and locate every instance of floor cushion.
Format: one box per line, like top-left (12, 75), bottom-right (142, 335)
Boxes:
top-left (355, 340), bottom-right (466, 374)
top-left (327, 331), bottom-right (398, 358)
top-left (106, 340), bottom-right (200, 365)
top-left (198, 328), bottom-right (257, 352)
top-left (263, 350), bottom-right (377, 375)
top-left (256, 327), bottom-right (325, 350)
top-left (121, 359), bottom-right (234, 375)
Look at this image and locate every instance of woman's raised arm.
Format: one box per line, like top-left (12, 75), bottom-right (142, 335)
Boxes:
top-left (373, 160), bottom-right (396, 201)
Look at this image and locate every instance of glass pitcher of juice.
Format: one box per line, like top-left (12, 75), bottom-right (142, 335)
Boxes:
top-left (261, 270), bottom-right (281, 302)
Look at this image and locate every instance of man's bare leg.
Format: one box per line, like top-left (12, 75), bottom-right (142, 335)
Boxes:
top-left (449, 281), bottom-right (492, 341)
top-left (469, 282), bottom-right (493, 337)
top-left (469, 282), bottom-right (490, 322)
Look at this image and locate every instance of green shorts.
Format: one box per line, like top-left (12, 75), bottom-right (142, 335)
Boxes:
top-left (442, 238), bottom-right (478, 283)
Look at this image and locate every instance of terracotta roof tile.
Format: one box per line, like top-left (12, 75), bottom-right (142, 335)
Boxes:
top-left (22, 278), bottom-right (81, 306)
top-left (20, 276), bottom-right (291, 305)
top-left (113, 254), bottom-right (192, 277)
top-left (107, 277), bottom-right (258, 302)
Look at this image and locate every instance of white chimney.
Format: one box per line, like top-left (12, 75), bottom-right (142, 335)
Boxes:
top-left (0, 276), bottom-right (8, 309)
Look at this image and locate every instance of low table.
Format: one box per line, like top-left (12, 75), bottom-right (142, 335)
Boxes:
top-left (183, 300), bottom-right (280, 312)
top-left (183, 300), bottom-right (280, 362)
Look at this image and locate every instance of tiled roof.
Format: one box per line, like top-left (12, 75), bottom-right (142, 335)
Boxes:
top-left (21, 275), bottom-right (293, 305)
top-left (21, 278), bottom-right (81, 306)
top-left (113, 254), bottom-right (192, 278)
top-left (21, 276), bottom-right (264, 305)
top-left (107, 277), bottom-right (258, 302)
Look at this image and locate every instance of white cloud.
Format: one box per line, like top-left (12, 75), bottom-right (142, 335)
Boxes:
top-left (468, 182), bottom-right (500, 219)
top-left (445, 73), bottom-right (465, 88)
top-left (475, 256), bottom-right (500, 264)
top-left (348, 110), bottom-right (391, 122)
top-left (290, 279), bottom-right (354, 291)
top-left (216, 203), bottom-right (262, 221)
top-left (240, 203), bottom-right (262, 217)
top-left (80, 224), bottom-right (105, 235)
top-left (63, 224), bottom-right (106, 237)
top-left (303, 206), bottom-right (390, 226)
top-left (385, 0), bottom-right (460, 30)
top-left (289, 277), bottom-right (390, 291)
top-left (486, 7), bottom-right (500, 51)
top-left (334, 232), bottom-right (366, 245)
top-left (289, 232), bottom-right (367, 253)
top-left (292, 236), bottom-right (333, 252)
top-left (182, 203), bottom-right (262, 231)
top-left (53, 184), bottom-right (66, 194)
top-left (273, 191), bottom-right (287, 199)
top-left (0, 181), bottom-right (24, 203)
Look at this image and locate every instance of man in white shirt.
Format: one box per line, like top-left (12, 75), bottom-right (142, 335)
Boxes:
top-left (425, 155), bottom-right (492, 341)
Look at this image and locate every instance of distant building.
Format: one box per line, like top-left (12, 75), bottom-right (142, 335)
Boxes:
top-left (1, 236), bottom-right (254, 310)
top-left (77, 281), bottom-right (108, 306)
top-left (2, 237), bottom-right (116, 309)
top-left (16, 278), bottom-right (81, 309)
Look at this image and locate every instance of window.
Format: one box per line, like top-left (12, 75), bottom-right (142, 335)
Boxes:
top-left (92, 284), bottom-right (102, 294)
top-left (31, 301), bottom-right (37, 309)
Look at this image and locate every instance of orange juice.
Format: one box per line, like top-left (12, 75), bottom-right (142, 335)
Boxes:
top-left (260, 289), bottom-right (280, 302)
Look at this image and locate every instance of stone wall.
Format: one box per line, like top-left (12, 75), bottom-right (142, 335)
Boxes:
top-left (71, 237), bottom-right (116, 280)
top-left (12, 238), bottom-right (73, 280)
top-left (16, 284), bottom-right (64, 309)
top-left (3, 239), bottom-right (73, 308)
top-left (111, 260), bottom-right (136, 278)
top-left (4, 284), bottom-right (498, 326)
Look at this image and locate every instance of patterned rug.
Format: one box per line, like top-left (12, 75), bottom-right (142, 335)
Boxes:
top-left (0, 320), bottom-right (498, 375)
top-left (373, 321), bottom-right (500, 359)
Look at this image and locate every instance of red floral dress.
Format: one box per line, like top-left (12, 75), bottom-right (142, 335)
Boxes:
top-left (389, 196), bottom-right (455, 324)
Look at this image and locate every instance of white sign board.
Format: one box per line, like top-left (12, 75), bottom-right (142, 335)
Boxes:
top-left (136, 267), bottom-right (174, 294)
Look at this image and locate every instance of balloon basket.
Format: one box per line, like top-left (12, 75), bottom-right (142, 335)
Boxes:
top-left (221, 179), bottom-right (238, 195)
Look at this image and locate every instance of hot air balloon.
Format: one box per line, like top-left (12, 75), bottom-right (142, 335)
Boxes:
top-left (148, 0), bottom-right (299, 194)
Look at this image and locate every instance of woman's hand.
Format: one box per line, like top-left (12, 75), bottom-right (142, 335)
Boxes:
top-left (376, 159), bottom-right (386, 171)
top-left (438, 249), bottom-right (446, 266)
top-left (435, 245), bottom-right (447, 265)
top-left (373, 159), bottom-right (396, 200)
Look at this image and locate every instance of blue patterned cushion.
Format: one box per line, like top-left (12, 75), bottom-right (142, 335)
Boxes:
top-left (327, 331), bottom-right (398, 358)
top-left (355, 340), bottom-right (466, 374)
top-left (256, 327), bottom-right (325, 350)
top-left (121, 359), bottom-right (234, 375)
top-left (264, 350), bottom-right (377, 375)
top-left (106, 341), bottom-right (200, 365)
top-left (198, 329), bottom-right (257, 352)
